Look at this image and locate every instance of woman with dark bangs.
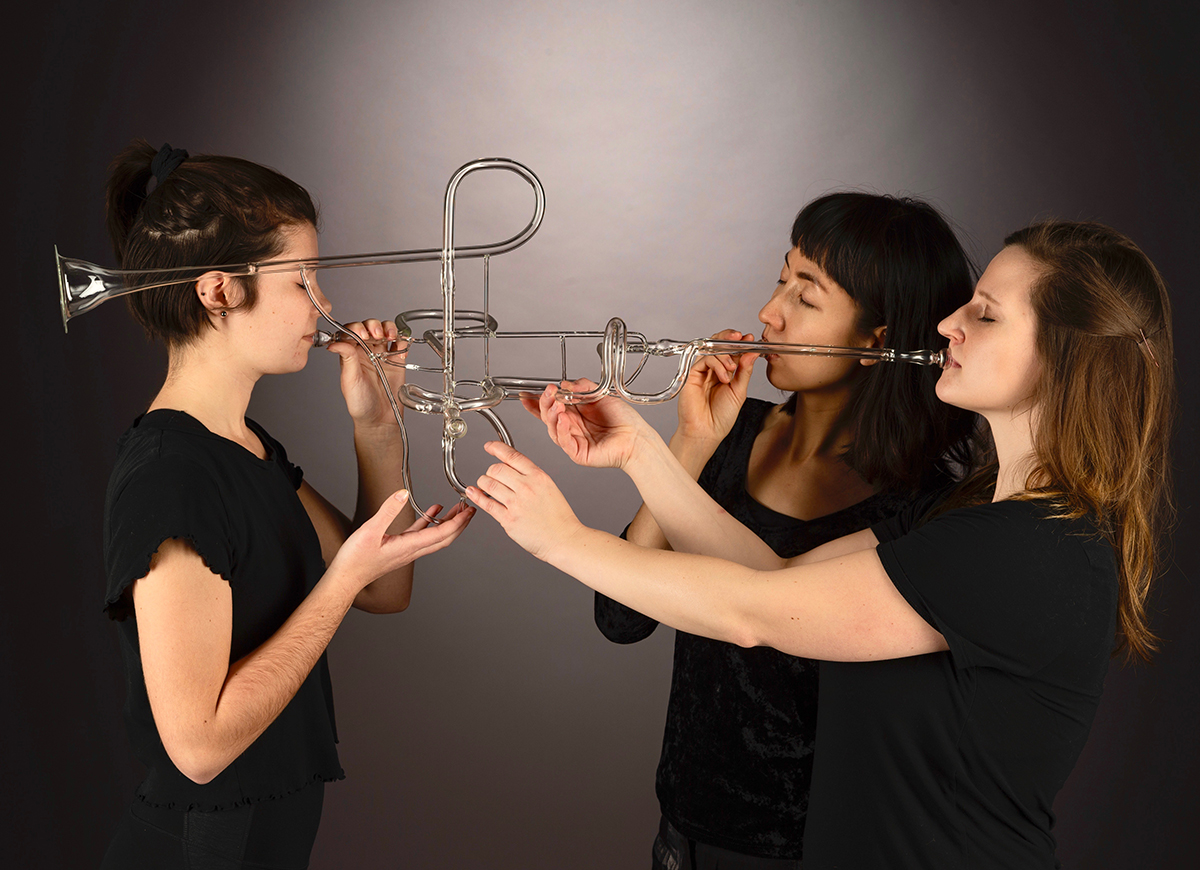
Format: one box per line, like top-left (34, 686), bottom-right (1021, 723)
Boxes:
top-left (592, 192), bottom-right (977, 868)
top-left (98, 142), bottom-right (473, 869)
top-left (469, 220), bottom-right (1174, 869)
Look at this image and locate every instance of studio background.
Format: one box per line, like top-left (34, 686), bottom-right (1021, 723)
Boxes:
top-left (4, 1), bottom-right (1197, 867)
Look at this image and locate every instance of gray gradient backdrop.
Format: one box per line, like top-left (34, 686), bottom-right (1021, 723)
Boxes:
top-left (5, 1), bottom-right (1198, 867)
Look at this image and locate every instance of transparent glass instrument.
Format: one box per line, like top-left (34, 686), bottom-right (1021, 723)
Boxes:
top-left (57, 158), bottom-right (948, 513)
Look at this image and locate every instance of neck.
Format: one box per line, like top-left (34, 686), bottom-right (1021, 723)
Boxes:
top-left (781, 387), bottom-right (856, 461)
top-left (984, 405), bottom-right (1038, 502)
top-left (150, 339), bottom-right (260, 443)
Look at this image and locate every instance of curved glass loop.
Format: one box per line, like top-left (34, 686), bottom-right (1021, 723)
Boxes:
top-left (57, 157), bottom-right (947, 512)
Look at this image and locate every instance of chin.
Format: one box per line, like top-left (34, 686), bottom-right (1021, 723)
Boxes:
top-left (765, 366), bottom-right (792, 392)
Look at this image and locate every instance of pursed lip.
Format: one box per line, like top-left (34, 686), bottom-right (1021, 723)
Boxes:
top-left (945, 348), bottom-right (960, 368)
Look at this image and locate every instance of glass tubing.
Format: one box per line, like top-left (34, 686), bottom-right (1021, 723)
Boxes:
top-left (57, 158), bottom-right (947, 516)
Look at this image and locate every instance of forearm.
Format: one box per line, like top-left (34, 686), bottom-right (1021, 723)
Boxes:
top-left (352, 424), bottom-right (412, 528)
top-left (174, 571), bottom-right (359, 783)
top-left (552, 527), bottom-right (765, 648)
top-left (624, 432), bottom-right (714, 549)
top-left (624, 431), bottom-right (785, 569)
top-left (544, 529), bottom-right (942, 663)
top-left (351, 423), bottom-right (415, 610)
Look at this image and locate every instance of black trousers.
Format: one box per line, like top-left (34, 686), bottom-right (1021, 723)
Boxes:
top-left (99, 782), bottom-right (324, 870)
top-left (652, 816), bottom-right (803, 870)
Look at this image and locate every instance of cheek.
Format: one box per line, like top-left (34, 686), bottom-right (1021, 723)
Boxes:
top-left (768, 355), bottom-right (860, 389)
top-left (780, 311), bottom-right (841, 343)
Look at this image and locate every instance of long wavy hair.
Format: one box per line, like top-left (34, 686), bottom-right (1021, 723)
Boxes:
top-left (949, 221), bottom-right (1175, 661)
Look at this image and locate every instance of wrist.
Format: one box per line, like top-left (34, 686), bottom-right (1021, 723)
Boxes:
top-left (624, 426), bottom-right (675, 481)
top-left (668, 431), bottom-right (718, 475)
top-left (353, 420), bottom-right (403, 446)
top-left (541, 521), bottom-right (597, 571)
top-left (313, 565), bottom-right (363, 613)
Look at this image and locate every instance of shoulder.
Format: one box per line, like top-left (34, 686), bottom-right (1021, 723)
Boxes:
top-left (931, 498), bottom-right (1104, 549)
top-left (881, 499), bottom-right (1117, 675)
top-left (110, 413), bottom-right (225, 495)
top-left (245, 416), bottom-right (286, 456)
top-left (886, 498), bottom-right (1117, 597)
top-left (744, 396), bottom-right (780, 427)
top-left (245, 417), bottom-right (302, 488)
top-left (727, 397), bottom-right (777, 444)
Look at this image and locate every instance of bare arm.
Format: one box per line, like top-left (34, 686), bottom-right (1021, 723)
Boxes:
top-left (565, 533), bottom-right (944, 661)
top-left (783, 527), bottom-right (881, 566)
top-left (312, 318), bottom-right (420, 612)
top-left (528, 383), bottom-right (787, 568)
top-left (622, 423), bottom-right (794, 569)
top-left (134, 492), bottom-right (472, 784)
top-left (624, 330), bottom-right (758, 550)
top-left (623, 433), bottom-right (712, 549)
top-left (298, 424), bottom-right (424, 614)
top-left (467, 443), bottom-right (945, 661)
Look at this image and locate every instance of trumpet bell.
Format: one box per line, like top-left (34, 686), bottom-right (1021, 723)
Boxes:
top-left (56, 248), bottom-right (139, 331)
top-left (55, 249), bottom-right (214, 331)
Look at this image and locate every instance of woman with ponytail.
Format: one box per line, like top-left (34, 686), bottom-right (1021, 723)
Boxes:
top-left (468, 220), bottom-right (1175, 869)
top-left (99, 141), bottom-right (473, 869)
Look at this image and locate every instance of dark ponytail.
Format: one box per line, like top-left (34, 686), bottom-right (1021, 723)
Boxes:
top-left (104, 139), bottom-right (319, 345)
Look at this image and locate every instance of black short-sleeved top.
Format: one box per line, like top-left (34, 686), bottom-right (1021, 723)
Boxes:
top-left (595, 399), bottom-right (915, 858)
top-left (103, 410), bottom-right (344, 811)
top-left (802, 491), bottom-right (1118, 869)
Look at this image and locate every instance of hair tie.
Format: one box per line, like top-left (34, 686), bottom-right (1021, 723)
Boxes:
top-left (147, 143), bottom-right (189, 194)
top-left (1137, 328), bottom-right (1160, 369)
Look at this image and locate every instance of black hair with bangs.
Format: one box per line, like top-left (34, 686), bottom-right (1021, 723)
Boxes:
top-left (783, 192), bottom-right (978, 490)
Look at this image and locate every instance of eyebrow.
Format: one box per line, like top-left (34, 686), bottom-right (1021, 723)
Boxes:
top-left (798, 271), bottom-right (826, 291)
top-left (976, 288), bottom-right (1000, 305)
top-left (783, 254), bottom-right (826, 290)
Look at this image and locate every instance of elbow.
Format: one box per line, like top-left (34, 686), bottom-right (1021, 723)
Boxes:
top-left (369, 599), bottom-right (411, 615)
top-left (181, 765), bottom-right (219, 786)
top-left (724, 615), bottom-right (764, 650)
top-left (354, 571), bottom-right (414, 613)
top-left (165, 741), bottom-right (230, 785)
top-left (355, 588), bottom-right (412, 614)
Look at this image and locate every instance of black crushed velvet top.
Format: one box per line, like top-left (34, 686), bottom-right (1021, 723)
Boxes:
top-left (103, 410), bottom-right (343, 811)
top-left (594, 398), bottom-right (914, 858)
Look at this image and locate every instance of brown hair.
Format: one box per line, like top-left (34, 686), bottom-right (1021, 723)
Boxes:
top-left (105, 139), bottom-right (319, 345)
top-left (949, 221), bottom-right (1175, 661)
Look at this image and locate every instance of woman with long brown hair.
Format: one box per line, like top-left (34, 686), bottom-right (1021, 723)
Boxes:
top-left (467, 220), bottom-right (1174, 868)
top-left (597, 192), bottom-right (976, 868)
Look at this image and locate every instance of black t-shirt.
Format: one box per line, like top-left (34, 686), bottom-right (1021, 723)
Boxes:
top-left (802, 490), bottom-right (1118, 869)
top-left (595, 399), bottom-right (915, 858)
top-left (103, 410), bottom-right (344, 811)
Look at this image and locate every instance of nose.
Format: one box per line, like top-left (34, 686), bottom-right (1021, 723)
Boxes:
top-left (937, 306), bottom-right (963, 343)
top-left (316, 285), bottom-right (332, 316)
top-left (304, 271), bottom-right (333, 316)
top-left (759, 293), bottom-right (782, 333)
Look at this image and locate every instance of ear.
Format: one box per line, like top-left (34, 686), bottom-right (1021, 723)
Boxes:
top-left (859, 324), bottom-right (887, 366)
top-left (194, 272), bottom-right (244, 317)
